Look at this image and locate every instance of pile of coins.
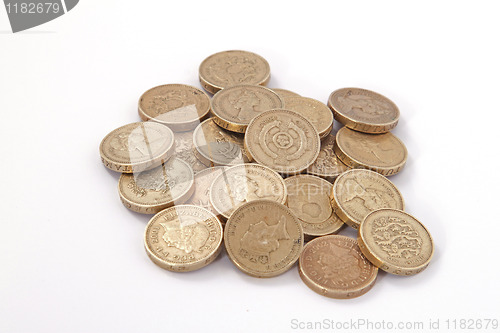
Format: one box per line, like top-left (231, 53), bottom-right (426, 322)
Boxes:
top-left (99, 50), bottom-right (434, 299)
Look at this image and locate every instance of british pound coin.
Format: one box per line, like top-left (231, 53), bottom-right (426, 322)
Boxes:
top-left (119, 157), bottom-right (195, 214)
top-left (138, 84), bottom-right (211, 132)
top-left (209, 163), bottom-right (287, 220)
top-left (328, 88), bottom-right (400, 133)
top-left (244, 109), bottom-right (320, 175)
top-left (144, 205), bottom-right (223, 272)
top-left (173, 130), bottom-right (207, 173)
top-left (271, 88), bottom-right (300, 99)
top-left (358, 209), bottom-right (434, 276)
top-left (299, 235), bottom-right (378, 299)
top-left (224, 200), bottom-right (304, 278)
top-left (199, 50), bottom-right (271, 94)
top-left (330, 169), bottom-right (404, 230)
top-left (210, 84), bottom-right (283, 133)
top-left (334, 126), bottom-right (407, 176)
top-left (185, 166), bottom-right (227, 216)
top-left (306, 130), bottom-right (350, 182)
top-left (99, 122), bottom-right (175, 173)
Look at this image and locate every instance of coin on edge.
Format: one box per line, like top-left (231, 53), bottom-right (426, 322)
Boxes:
top-left (284, 175), bottom-right (343, 239)
top-left (138, 84), bottom-right (211, 132)
top-left (299, 235), bottom-right (378, 299)
top-left (330, 169), bottom-right (404, 230)
top-left (199, 50), bottom-right (271, 94)
top-left (358, 209), bottom-right (434, 276)
top-left (185, 166), bottom-right (228, 216)
top-left (144, 205), bottom-right (223, 272)
top-left (306, 130), bottom-right (350, 182)
top-left (173, 130), bottom-right (207, 173)
top-left (334, 126), bottom-right (407, 176)
top-left (119, 157), bottom-right (195, 214)
top-left (99, 122), bottom-right (175, 173)
top-left (271, 88), bottom-right (301, 99)
top-left (244, 109), bottom-right (320, 175)
top-left (328, 87), bottom-right (400, 133)
top-left (224, 200), bottom-right (304, 278)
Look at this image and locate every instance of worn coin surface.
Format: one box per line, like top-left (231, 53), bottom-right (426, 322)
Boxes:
top-left (199, 50), bottom-right (271, 94)
top-left (328, 88), bottom-right (400, 133)
top-left (185, 166), bottom-right (227, 216)
top-left (306, 130), bottom-right (350, 182)
top-left (138, 84), bottom-right (211, 132)
top-left (358, 209), bottom-right (433, 276)
top-left (100, 122), bottom-right (175, 173)
top-left (144, 205), bottom-right (223, 272)
top-left (244, 109), bottom-right (320, 175)
top-left (211, 85), bottom-right (283, 133)
top-left (173, 130), bottom-right (207, 173)
top-left (334, 127), bottom-right (407, 176)
top-left (331, 169), bottom-right (404, 230)
top-left (271, 88), bottom-right (300, 99)
top-left (119, 157), bottom-right (194, 214)
top-left (281, 96), bottom-right (334, 139)
top-left (284, 175), bottom-right (343, 238)
top-left (224, 200), bottom-right (304, 278)
top-left (193, 118), bottom-right (250, 166)
top-left (209, 163), bottom-right (287, 220)
top-left (299, 235), bottom-right (378, 299)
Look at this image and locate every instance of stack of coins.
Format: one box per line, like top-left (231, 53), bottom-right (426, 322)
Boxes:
top-left (99, 50), bottom-right (434, 299)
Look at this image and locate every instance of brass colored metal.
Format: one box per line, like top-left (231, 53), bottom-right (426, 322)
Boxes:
top-left (358, 209), bottom-right (434, 276)
top-left (185, 166), bottom-right (228, 216)
top-left (224, 200), bottom-right (304, 278)
top-left (299, 235), bottom-right (378, 299)
top-left (173, 130), bottom-right (207, 173)
top-left (271, 88), bottom-right (300, 99)
top-left (306, 130), bottom-right (350, 182)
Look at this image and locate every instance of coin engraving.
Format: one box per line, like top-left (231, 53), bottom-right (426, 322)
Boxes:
top-left (281, 96), bottom-right (333, 139)
top-left (307, 131), bottom-right (349, 181)
top-left (160, 217), bottom-right (210, 254)
top-left (185, 166), bottom-right (227, 215)
top-left (173, 131), bottom-right (206, 173)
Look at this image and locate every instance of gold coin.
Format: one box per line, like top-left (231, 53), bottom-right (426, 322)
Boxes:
top-left (358, 209), bottom-right (434, 276)
top-left (210, 85), bottom-right (283, 133)
top-left (192, 118), bottom-right (250, 166)
top-left (244, 109), bottom-right (320, 175)
top-left (118, 158), bottom-right (195, 214)
top-left (334, 126), bottom-right (407, 176)
top-left (271, 88), bottom-right (300, 99)
top-left (280, 96), bottom-right (334, 139)
top-left (173, 130), bottom-right (207, 173)
top-left (299, 235), bottom-right (378, 299)
top-left (284, 175), bottom-right (343, 239)
top-left (328, 87), bottom-right (400, 133)
top-left (331, 169), bottom-right (404, 229)
top-left (99, 122), bottom-right (175, 173)
top-left (138, 84), bottom-right (210, 132)
top-left (224, 200), bottom-right (303, 278)
top-left (144, 205), bottom-right (223, 272)
top-left (199, 50), bottom-right (271, 94)
top-left (306, 130), bottom-right (350, 182)
top-left (185, 166), bottom-right (228, 216)
top-left (209, 163), bottom-right (287, 220)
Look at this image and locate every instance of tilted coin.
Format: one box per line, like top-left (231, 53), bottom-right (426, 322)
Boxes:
top-left (144, 205), bottom-right (223, 272)
top-left (192, 118), bottom-right (250, 167)
top-left (224, 200), bottom-right (304, 278)
top-left (328, 87), bottom-right (400, 133)
top-left (210, 85), bottom-right (283, 133)
top-left (358, 209), bottom-right (434, 276)
top-left (330, 169), bottom-right (404, 230)
top-left (271, 88), bottom-right (300, 99)
top-left (284, 175), bottom-right (343, 239)
top-left (100, 122), bottom-right (175, 173)
top-left (299, 235), bottom-right (378, 299)
top-left (138, 84), bottom-right (211, 132)
top-left (244, 109), bottom-right (320, 175)
top-left (334, 126), bottom-right (407, 176)
top-left (119, 157), bottom-right (194, 214)
top-left (173, 130), bottom-right (207, 173)
top-left (306, 130), bottom-right (350, 182)
top-left (185, 166), bottom-right (227, 216)
top-left (199, 50), bottom-right (271, 94)
top-left (209, 163), bottom-right (287, 220)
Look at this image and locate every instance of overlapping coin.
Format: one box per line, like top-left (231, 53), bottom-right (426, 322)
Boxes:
top-left (173, 130), bottom-right (207, 173)
top-left (185, 166), bottom-right (227, 216)
top-left (306, 130), bottom-right (350, 182)
top-left (281, 96), bottom-right (334, 139)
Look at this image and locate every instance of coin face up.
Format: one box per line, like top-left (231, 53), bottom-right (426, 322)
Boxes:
top-left (331, 169), bottom-right (404, 229)
top-left (271, 88), bottom-right (300, 99)
top-left (185, 166), bottom-right (227, 216)
top-left (284, 175), bottom-right (343, 238)
top-left (334, 126), bottom-right (407, 176)
top-left (358, 209), bottom-right (434, 276)
top-left (192, 118), bottom-right (250, 167)
top-left (209, 163), bottom-right (287, 220)
top-left (245, 109), bottom-right (320, 175)
top-left (328, 88), bottom-right (400, 133)
top-left (138, 84), bottom-right (211, 132)
top-left (210, 85), bottom-right (283, 133)
top-left (281, 96), bottom-right (334, 139)
top-left (100, 122), bottom-right (175, 173)
top-left (199, 50), bottom-right (271, 94)
top-left (306, 130), bottom-right (350, 182)
top-left (144, 205), bottom-right (223, 272)
top-left (224, 200), bottom-right (304, 278)
top-left (173, 130), bottom-right (207, 173)
top-left (119, 158), bottom-right (195, 214)
top-left (299, 235), bottom-right (378, 299)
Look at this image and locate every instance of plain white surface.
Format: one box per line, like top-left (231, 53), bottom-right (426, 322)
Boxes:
top-left (1, 1), bottom-right (499, 332)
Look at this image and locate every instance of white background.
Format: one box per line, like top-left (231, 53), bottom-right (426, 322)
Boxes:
top-left (1, 1), bottom-right (499, 332)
